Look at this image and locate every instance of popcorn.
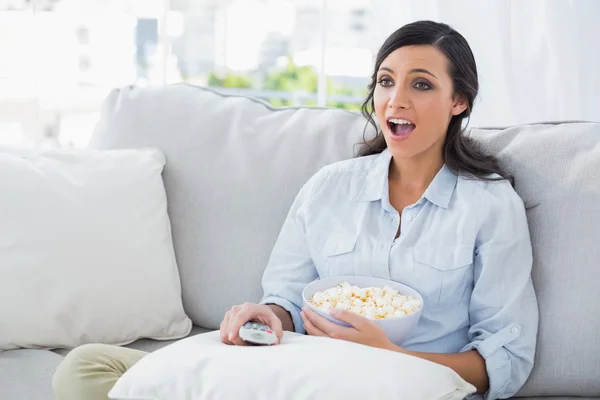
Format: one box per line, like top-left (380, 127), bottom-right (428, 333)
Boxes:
top-left (307, 282), bottom-right (422, 320)
top-left (375, 297), bottom-right (387, 307)
top-left (392, 297), bottom-right (405, 308)
top-left (352, 298), bottom-right (364, 307)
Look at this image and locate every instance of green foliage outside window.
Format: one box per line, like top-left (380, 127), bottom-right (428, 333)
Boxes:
top-left (206, 56), bottom-right (366, 111)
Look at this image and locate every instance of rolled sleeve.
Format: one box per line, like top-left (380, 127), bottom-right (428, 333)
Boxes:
top-left (259, 295), bottom-right (305, 334)
top-left (460, 324), bottom-right (524, 399)
top-left (258, 172), bottom-right (323, 335)
top-left (463, 182), bottom-right (539, 400)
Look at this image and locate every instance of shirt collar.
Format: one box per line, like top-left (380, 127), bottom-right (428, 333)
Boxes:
top-left (354, 148), bottom-right (458, 209)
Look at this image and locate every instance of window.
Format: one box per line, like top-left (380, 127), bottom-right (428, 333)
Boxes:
top-left (0, 0), bottom-right (378, 149)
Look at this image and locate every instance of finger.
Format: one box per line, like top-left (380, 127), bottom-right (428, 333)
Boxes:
top-left (264, 313), bottom-right (284, 344)
top-left (225, 307), bottom-right (250, 346)
top-left (220, 311), bottom-right (231, 344)
top-left (224, 306), bottom-right (240, 342)
top-left (227, 308), bottom-right (254, 342)
top-left (229, 305), bottom-right (240, 318)
top-left (231, 334), bottom-right (249, 346)
top-left (303, 307), bottom-right (354, 339)
top-left (329, 308), bottom-right (370, 331)
top-left (226, 315), bottom-right (250, 346)
top-left (301, 311), bottom-right (327, 337)
top-left (302, 307), bottom-right (343, 337)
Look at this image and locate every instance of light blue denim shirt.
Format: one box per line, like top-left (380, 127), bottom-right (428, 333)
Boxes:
top-left (260, 148), bottom-right (538, 400)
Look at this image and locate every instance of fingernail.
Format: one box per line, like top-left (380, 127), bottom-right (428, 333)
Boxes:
top-left (228, 332), bottom-right (233, 341)
top-left (330, 308), bottom-right (339, 316)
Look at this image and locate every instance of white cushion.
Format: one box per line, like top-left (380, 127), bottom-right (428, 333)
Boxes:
top-left (0, 148), bottom-right (192, 350)
top-left (109, 331), bottom-right (476, 400)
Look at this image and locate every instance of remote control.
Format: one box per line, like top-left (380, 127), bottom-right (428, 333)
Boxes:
top-left (238, 321), bottom-right (278, 345)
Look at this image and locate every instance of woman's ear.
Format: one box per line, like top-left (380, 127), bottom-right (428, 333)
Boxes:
top-left (451, 95), bottom-right (468, 116)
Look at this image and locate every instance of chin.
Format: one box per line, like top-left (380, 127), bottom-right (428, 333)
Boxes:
top-left (385, 132), bottom-right (445, 159)
top-left (385, 140), bottom-right (434, 162)
top-left (384, 134), bottom-right (412, 151)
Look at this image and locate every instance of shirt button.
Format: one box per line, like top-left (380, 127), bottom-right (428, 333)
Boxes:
top-left (511, 327), bottom-right (519, 334)
top-left (406, 215), bottom-right (412, 221)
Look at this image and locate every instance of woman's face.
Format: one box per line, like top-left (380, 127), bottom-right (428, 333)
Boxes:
top-left (373, 45), bottom-right (467, 162)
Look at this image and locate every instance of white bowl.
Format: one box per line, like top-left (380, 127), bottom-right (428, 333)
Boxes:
top-left (302, 275), bottom-right (423, 346)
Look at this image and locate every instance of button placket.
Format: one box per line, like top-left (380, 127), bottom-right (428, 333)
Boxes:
top-left (391, 214), bottom-right (399, 243)
top-left (373, 217), bottom-right (395, 279)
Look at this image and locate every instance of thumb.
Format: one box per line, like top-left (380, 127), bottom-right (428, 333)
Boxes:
top-left (265, 313), bottom-right (284, 344)
top-left (330, 308), bottom-right (368, 330)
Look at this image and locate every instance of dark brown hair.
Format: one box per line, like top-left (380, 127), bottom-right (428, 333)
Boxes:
top-left (357, 20), bottom-right (510, 182)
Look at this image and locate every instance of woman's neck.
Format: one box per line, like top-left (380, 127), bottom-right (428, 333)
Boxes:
top-left (388, 152), bottom-right (444, 192)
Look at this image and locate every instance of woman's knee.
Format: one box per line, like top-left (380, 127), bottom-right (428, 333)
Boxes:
top-left (52, 343), bottom-right (113, 396)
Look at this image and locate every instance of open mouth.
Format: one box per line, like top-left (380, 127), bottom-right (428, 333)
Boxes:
top-left (387, 118), bottom-right (416, 137)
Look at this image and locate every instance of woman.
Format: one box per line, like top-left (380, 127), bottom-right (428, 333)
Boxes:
top-left (53, 21), bottom-right (538, 400)
top-left (222, 20), bottom-right (538, 399)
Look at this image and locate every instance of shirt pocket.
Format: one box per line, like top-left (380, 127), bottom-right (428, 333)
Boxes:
top-left (412, 244), bottom-right (473, 310)
top-left (317, 231), bottom-right (357, 277)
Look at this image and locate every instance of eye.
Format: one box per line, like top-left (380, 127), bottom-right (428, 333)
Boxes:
top-left (377, 77), bottom-right (394, 87)
top-left (414, 81), bottom-right (431, 90)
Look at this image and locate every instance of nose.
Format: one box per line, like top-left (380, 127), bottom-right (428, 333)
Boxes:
top-left (388, 86), bottom-right (411, 110)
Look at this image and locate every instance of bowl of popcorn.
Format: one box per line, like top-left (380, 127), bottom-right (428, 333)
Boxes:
top-left (302, 275), bottom-right (423, 345)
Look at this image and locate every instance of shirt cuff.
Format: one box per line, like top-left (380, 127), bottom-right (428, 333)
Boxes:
top-left (460, 324), bottom-right (521, 400)
top-left (259, 295), bottom-right (305, 334)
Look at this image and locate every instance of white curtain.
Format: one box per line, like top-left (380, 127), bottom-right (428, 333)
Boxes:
top-left (369, 0), bottom-right (600, 127)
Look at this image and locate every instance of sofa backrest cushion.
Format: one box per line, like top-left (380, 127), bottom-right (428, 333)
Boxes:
top-left (90, 84), bottom-right (368, 326)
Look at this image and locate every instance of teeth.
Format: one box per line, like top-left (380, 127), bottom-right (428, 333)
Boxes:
top-left (389, 118), bottom-right (413, 125)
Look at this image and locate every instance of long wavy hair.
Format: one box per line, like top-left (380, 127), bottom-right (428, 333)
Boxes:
top-left (357, 20), bottom-right (510, 182)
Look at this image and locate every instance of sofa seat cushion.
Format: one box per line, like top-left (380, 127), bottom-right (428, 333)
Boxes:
top-left (0, 349), bottom-right (63, 400)
top-left (51, 325), bottom-right (213, 357)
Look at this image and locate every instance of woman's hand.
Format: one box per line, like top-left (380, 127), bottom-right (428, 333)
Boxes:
top-left (220, 302), bottom-right (283, 346)
top-left (301, 306), bottom-right (395, 351)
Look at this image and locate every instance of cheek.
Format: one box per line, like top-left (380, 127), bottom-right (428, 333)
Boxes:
top-left (373, 87), bottom-right (387, 111)
top-left (416, 97), bottom-right (452, 129)
top-left (417, 97), bottom-right (444, 117)
top-left (407, 97), bottom-right (451, 148)
top-left (373, 87), bottom-right (389, 125)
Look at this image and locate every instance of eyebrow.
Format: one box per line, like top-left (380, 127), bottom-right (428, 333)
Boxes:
top-left (378, 66), bottom-right (438, 79)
